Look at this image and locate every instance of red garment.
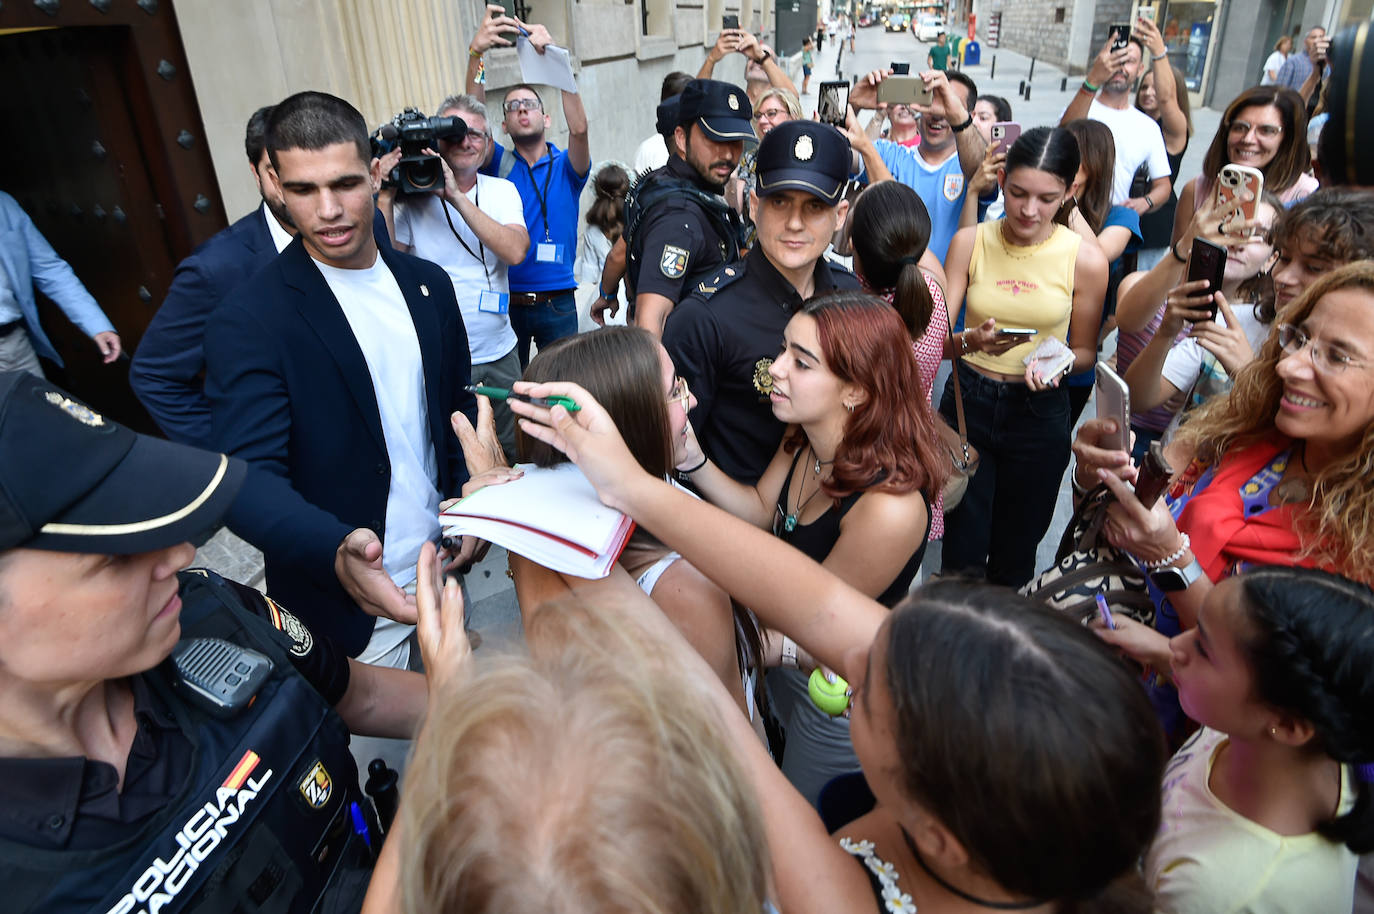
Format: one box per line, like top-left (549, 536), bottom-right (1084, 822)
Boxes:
top-left (1174, 439), bottom-right (1319, 582)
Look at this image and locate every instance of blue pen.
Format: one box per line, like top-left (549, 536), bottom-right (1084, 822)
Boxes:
top-left (349, 801), bottom-right (372, 851)
top-left (1095, 593), bottom-right (1117, 630)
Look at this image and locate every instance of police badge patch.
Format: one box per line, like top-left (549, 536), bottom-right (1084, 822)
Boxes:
top-left (660, 244), bottom-right (689, 279)
top-left (298, 760), bottom-right (332, 809)
top-left (943, 173), bottom-right (965, 202)
top-left (752, 358), bottom-right (774, 396)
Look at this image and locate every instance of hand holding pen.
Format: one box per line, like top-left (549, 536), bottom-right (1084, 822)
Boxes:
top-left (466, 384), bottom-right (581, 412)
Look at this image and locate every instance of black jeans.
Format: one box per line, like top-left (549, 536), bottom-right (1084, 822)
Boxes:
top-left (939, 361), bottom-right (1071, 587)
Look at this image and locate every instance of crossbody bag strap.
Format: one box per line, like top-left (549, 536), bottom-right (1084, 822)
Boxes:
top-left (945, 318), bottom-right (971, 460)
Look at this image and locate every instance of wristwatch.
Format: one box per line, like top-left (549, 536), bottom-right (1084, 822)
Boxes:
top-left (1149, 557), bottom-right (1206, 592)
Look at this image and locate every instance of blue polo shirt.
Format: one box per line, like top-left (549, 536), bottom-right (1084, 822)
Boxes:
top-left (484, 142), bottom-right (589, 292)
top-left (875, 139), bottom-right (965, 262)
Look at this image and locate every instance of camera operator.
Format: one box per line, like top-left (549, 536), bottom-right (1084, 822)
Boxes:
top-left (379, 95), bottom-right (529, 460)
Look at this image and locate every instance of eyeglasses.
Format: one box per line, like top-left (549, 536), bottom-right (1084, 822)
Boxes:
top-left (753, 107), bottom-right (788, 122)
top-left (1228, 120), bottom-right (1282, 139)
top-left (504, 98), bottom-right (543, 113)
top-left (666, 376), bottom-right (691, 408)
top-left (1276, 323), bottom-right (1368, 373)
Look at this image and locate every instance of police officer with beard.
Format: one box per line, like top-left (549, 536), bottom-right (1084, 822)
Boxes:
top-left (0, 371), bottom-right (468, 913)
top-left (626, 79), bottom-right (753, 338)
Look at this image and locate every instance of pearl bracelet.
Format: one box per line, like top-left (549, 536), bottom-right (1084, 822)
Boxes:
top-left (1138, 533), bottom-right (1191, 569)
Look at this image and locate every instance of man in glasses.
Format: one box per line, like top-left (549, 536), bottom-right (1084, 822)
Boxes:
top-left (382, 93), bottom-right (529, 459)
top-left (466, 12), bottom-right (591, 366)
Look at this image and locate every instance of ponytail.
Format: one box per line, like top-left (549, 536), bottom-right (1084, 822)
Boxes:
top-left (892, 257), bottom-right (936, 339)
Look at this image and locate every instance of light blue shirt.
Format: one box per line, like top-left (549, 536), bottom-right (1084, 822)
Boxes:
top-left (0, 191), bottom-right (114, 365)
top-left (874, 140), bottom-right (966, 262)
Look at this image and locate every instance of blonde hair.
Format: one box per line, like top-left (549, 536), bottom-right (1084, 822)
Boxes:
top-left (1176, 261), bottom-right (1374, 583)
top-left (399, 594), bottom-right (771, 914)
top-left (754, 87), bottom-right (802, 120)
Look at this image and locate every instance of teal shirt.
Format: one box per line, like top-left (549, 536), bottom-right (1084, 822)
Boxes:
top-left (928, 43), bottom-right (950, 70)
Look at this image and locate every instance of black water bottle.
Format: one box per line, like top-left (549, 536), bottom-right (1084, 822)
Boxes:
top-left (364, 758), bottom-right (399, 834)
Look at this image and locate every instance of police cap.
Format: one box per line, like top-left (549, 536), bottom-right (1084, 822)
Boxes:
top-left (677, 79), bottom-right (756, 144)
top-left (754, 120), bottom-right (850, 206)
top-left (0, 371), bottom-right (245, 554)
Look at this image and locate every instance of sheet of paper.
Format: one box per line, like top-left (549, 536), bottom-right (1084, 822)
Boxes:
top-left (516, 36), bottom-right (578, 93)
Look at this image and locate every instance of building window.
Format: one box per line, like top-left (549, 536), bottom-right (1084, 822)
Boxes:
top-left (1055, 7), bottom-right (1066, 22)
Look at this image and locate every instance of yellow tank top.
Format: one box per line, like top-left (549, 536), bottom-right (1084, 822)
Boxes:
top-left (963, 221), bottom-right (1081, 376)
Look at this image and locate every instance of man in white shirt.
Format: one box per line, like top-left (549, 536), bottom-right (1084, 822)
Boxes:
top-left (384, 94), bottom-right (529, 459)
top-left (1060, 34), bottom-right (1172, 214)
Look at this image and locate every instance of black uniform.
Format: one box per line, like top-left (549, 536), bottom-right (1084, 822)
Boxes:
top-left (625, 157), bottom-right (746, 307)
top-left (664, 245), bottom-right (860, 484)
top-left (0, 570), bottom-right (372, 914)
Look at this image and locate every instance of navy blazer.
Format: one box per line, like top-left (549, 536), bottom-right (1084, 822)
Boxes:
top-left (204, 236), bottom-right (476, 656)
top-left (131, 207), bottom-right (393, 449)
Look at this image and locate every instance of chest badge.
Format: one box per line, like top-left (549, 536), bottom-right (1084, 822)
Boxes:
top-left (298, 760), bottom-right (333, 809)
top-left (942, 173), bottom-right (965, 202)
top-left (752, 357), bottom-right (774, 396)
top-left (660, 244), bottom-right (690, 279)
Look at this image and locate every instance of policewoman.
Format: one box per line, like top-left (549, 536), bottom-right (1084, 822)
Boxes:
top-left (665, 120), bottom-right (861, 485)
top-left (626, 78), bottom-right (753, 338)
top-left (0, 371), bottom-right (463, 913)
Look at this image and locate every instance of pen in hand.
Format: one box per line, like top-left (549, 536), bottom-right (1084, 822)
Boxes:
top-left (465, 384), bottom-right (581, 412)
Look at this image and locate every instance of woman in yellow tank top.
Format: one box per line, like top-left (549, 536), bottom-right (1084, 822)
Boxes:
top-left (937, 126), bottom-right (1109, 587)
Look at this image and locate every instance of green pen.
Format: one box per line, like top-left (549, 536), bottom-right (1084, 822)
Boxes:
top-left (466, 384), bottom-right (582, 412)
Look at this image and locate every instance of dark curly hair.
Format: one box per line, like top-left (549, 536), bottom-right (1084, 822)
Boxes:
top-left (1237, 566), bottom-right (1374, 853)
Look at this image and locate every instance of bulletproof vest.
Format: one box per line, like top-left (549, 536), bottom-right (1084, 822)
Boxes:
top-left (623, 167), bottom-right (747, 297)
top-left (0, 571), bottom-right (374, 914)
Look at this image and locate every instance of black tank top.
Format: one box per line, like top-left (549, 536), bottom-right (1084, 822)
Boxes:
top-left (775, 449), bottom-right (929, 608)
top-left (1139, 147), bottom-right (1186, 248)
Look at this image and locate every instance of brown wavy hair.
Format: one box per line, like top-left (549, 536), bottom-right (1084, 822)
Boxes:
top-left (784, 291), bottom-right (947, 501)
top-left (1175, 261), bottom-right (1374, 583)
top-left (1061, 118), bottom-right (1116, 233)
top-left (1199, 85), bottom-right (1310, 197)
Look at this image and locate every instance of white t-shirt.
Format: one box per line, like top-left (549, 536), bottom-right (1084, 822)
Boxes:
top-left (1088, 98), bottom-right (1171, 204)
top-left (393, 174), bottom-right (524, 364)
top-left (314, 254), bottom-right (441, 654)
top-left (1161, 301), bottom-right (1268, 402)
top-left (633, 134), bottom-right (669, 174)
top-left (1261, 51), bottom-right (1288, 85)
top-left (1146, 727), bottom-right (1357, 914)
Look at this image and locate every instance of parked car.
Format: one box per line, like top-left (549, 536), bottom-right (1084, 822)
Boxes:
top-left (916, 15), bottom-right (944, 41)
top-left (885, 13), bottom-right (910, 32)
top-left (858, 14), bottom-right (875, 27)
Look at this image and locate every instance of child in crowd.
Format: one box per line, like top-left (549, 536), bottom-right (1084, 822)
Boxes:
top-left (1096, 567), bottom-right (1372, 913)
top-left (575, 162), bottom-right (630, 329)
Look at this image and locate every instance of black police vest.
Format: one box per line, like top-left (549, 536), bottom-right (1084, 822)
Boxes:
top-left (0, 571), bottom-right (374, 914)
top-left (624, 168), bottom-right (746, 297)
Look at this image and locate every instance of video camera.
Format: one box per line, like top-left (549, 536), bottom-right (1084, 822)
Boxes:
top-left (370, 107), bottom-right (469, 195)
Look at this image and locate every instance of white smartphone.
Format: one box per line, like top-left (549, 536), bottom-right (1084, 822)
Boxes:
top-left (1094, 363), bottom-right (1131, 452)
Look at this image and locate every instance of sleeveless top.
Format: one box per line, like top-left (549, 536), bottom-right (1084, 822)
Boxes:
top-left (775, 449), bottom-right (929, 608)
top-left (963, 221), bottom-right (1081, 376)
top-left (1139, 147), bottom-right (1185, 249)
top-left (839, 837), bottom-right (917, 913)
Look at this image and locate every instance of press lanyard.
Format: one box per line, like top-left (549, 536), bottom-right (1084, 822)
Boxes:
top-left (522, 150), bottom-right (555, 242)
top-left (444, 185), bottom-right (492, 291)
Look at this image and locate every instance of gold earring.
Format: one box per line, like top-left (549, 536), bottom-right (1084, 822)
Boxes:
top-left (1270, 727), bottom-right (1278, 737)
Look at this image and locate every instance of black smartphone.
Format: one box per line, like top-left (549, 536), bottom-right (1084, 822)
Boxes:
top-left (1185, 238), bottom-right (1227, 322)
top-left (818, 81), bottom-right (850, 128)
top-left (1134, 441), bottom-right (1174, 508)
top-left (890, 61), bottom-right (911, 74)
top-left (1109, 22), bottom-right (1132, 51)
top-left (722, 14), bottom-right (739, 29)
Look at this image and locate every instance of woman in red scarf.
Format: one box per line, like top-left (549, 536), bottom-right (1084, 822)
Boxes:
top-left (1072, 262), bottom-right (1374, 647)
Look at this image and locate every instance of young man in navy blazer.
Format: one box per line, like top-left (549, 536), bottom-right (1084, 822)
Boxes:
top-left (204, 91), bottom-right (479, 668)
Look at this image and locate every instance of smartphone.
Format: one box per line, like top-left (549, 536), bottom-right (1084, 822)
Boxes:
top-left (1134, 441), bottom-right (1174, 509)
top-left (877, 75), bottom-right (932, 107)
top-left (1185, 238), bottom-right (1227, 321)
top-left (1130, 1), bottom-right (1157, 25)
top-left (997, 326), bottom-right (1037, 337)
top-left (1216, 164), bottom-right (1264, 228)
top-left (1094, 363), bottom-right (1131, 453)
top-left (990, 121), bottom-right (1021, 155)
top-left (1109, 22), bottom-right (1132, 51)
top-left (722, 13), bottom-right (739, 29)
top-left (817, 81), bottom-right (850, 128)
top-left (890, 61), bottom-right (911, 75)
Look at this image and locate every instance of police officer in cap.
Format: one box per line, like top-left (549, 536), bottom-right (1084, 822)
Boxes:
top-left (665, 120), bottom-right (860, 485)
top-left (0, 371), bottom-right (467, 912)
top-left (625, 78), bottom-right (753, 338)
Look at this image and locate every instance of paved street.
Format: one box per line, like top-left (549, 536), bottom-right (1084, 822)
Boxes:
top-left (195, 27), bottom-right (1224, 636)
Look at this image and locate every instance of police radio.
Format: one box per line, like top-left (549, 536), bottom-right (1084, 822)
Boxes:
top-left (168, 637), bottom-right (273, 718)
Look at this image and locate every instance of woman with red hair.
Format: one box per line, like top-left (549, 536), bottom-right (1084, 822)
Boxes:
top-left (678, 290), bottom-right (946, 804)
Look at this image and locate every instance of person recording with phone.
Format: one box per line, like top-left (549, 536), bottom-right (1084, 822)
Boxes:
top-left (1274, 25), bottom-right (1330, 107)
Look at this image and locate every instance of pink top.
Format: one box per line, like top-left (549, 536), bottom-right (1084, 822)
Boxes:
top-left (910, 273), bottom-right (948, 539)
top-left (1116, 304), bottom-right (1189, 433)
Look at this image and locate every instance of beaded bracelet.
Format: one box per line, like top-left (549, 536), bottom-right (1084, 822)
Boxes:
top-left (1138, 533), bottom-right (1192, 569)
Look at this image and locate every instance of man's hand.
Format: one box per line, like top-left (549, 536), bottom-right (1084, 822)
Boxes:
top-left (708, 27), bottom-right (743, 62)
top-left (736, 32), bottom-right (763, 61)
top-left (591, 292), bottom-right (621, 326)
top-left (1124, 196), bottom-right (1151, 215)
top-left (93, 331), bottom-right (121, 363)
top-left (523, 22), bottom-right (555, 52)
top-left (1310, 35), bottom-right (1330, 65)
top-left (451, 398), bottom-right (507, 479)
top-left (336, 528), bottom-right (418, 624)
top-left (470, 4), bottom-right (522, 54)
top-left (414, 541), bottom-right (472, 695)
top-left (1087, 39), bottom-right (1128, 89)
top-left (917, 69), bottom-right (967, 125)
top-left (425, 149), bottom-right (463, 205)
top-left (373, 147), bottom-right (403, 210)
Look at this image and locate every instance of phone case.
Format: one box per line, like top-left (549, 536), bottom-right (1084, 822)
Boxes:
top-left (1216, 164), bottom-right (1263, 227)
top-left (1094, 364), bottom-right (1130, 452)
top-left (877, 76), bottom-right (931, 107)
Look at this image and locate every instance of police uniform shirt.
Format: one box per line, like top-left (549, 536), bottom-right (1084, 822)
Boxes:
top-left (664, 245), bottom-right (859, 485)
top-left (0, 574), bottom-right (349, 850)
top-left (631, 157), bottom-right (737, 304)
